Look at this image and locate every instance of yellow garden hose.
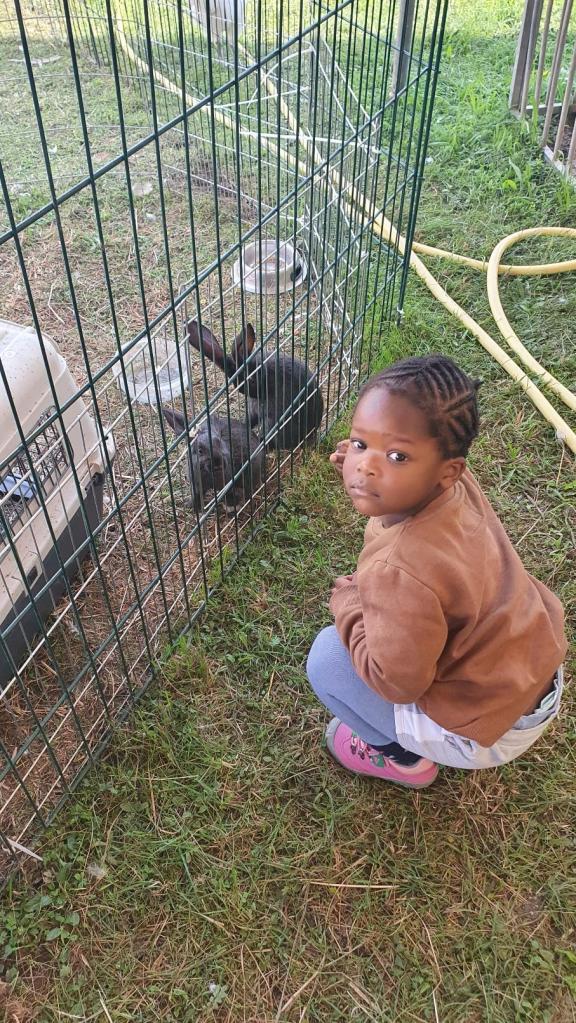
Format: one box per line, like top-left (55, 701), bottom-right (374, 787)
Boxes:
top-left (486, 228), bottom-right (576, 413)
top-left (419, 237), bottom-right (576, 449)
top-left (117, 21), bottom-right (576, 455)
top-left (354, 192), bottom-right (576, 453)
top-left (412, 239), bottom-right (576, 278)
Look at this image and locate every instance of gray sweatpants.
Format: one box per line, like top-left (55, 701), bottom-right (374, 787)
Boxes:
top-left (306, 625), bottom-right (563, 769)
top-left (306, 624), bottom-right (400, 746)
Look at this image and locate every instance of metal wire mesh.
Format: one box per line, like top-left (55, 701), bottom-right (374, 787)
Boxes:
top-left (0, 0), bottom-right (447, 877)
top-left (510, 0), bottom-right (576, 179)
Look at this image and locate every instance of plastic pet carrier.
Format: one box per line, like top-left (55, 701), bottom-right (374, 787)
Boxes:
top-left (0, 319), bottom-right (114, 684)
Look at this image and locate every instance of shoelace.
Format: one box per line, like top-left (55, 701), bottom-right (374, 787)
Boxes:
top-left (350, 733), bottom-right (405, 767)
top-left (350, 734), bottom-right (371, 760)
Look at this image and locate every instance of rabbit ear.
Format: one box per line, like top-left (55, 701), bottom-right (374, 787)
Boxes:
top-left (232, 322), bottom-right (257, 365)
top-left (186, 319), bottom-right (233, 375)
top-left (245, 323), bottom-right (256, 356)
top-left (162, 406), bottom-right (188, 434)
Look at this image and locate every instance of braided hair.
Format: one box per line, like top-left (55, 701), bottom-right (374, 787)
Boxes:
top-left (360, 355), bottom-right (482, 458)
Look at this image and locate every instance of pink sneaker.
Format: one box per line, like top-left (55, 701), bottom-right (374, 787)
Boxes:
top-left (325, 718), bottom-right (439, 788)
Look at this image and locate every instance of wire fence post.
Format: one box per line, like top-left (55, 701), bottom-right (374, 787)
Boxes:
top-left (390, 0), bottom-right (417, 97)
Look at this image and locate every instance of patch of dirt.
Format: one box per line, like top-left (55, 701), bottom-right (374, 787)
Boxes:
top-left (0, 981), bottom-right (37, 1023)
top-left (513, 892), bottom-right (547, 929)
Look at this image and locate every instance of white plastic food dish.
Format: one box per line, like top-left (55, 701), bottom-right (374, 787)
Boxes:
top-left (113, 334), bottom-right (189, 405)
top-left (232, 240), bottom-right (307, 294)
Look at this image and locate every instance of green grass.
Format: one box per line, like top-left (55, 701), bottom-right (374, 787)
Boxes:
top-left (2, 0), bottom-right (576, 1020)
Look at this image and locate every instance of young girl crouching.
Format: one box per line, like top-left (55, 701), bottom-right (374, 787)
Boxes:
top-left (307, 354), bottom-right (567, 788)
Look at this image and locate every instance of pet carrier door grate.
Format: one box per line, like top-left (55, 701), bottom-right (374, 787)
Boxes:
top-left (0, 319), bottom-right (114, 687)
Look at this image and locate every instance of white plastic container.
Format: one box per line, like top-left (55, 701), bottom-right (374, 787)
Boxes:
top-left (113, 333), bottom-right (190, 405)
top-left (0, 319), bottom-right (114, 682)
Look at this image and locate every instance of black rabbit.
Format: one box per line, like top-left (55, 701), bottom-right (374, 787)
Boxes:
top-left (186, 320), bottom-right (324, 451)
top-left (162, 407), bottom-right (265, 513)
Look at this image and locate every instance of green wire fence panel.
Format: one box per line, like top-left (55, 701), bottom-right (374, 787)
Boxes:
top-left (0, 0), bottom-right (447, 877)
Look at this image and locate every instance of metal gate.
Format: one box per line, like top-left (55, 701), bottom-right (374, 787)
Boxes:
top-left (510, 0), bottom-right (576, 179)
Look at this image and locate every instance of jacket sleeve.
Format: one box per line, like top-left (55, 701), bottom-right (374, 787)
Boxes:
top-left (329, 572), bottom-right (357, 604)
top-left (331, 560), bottom-right (447, 703)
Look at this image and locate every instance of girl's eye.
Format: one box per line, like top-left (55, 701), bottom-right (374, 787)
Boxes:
top-left (388, 451), bottom-right (408, 463)
top-left (351, 438), bottom-right (366, 450)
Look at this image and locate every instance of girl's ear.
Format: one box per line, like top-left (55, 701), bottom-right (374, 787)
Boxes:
top-left (439, 457), bottom-right (466, 490)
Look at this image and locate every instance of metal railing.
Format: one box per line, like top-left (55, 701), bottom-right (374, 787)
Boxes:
top-left (510, 0), bottom-right (576, 179)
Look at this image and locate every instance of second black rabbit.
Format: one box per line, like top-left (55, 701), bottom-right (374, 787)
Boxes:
top-left (162, 407), bottom-right (265, 513)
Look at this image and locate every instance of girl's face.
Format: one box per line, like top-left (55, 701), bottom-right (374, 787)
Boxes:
top-left (343, 387), bottom-right (465, 522)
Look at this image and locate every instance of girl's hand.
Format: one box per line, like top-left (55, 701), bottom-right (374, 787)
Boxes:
top-left (329, 438), bottom-right (350, 475)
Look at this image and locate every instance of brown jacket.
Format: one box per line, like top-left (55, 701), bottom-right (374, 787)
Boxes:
top-left (330, 470), bottom-right (567, 746)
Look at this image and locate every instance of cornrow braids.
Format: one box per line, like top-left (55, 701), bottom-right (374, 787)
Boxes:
top-left (360, 355), bottom-right (482, 458)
